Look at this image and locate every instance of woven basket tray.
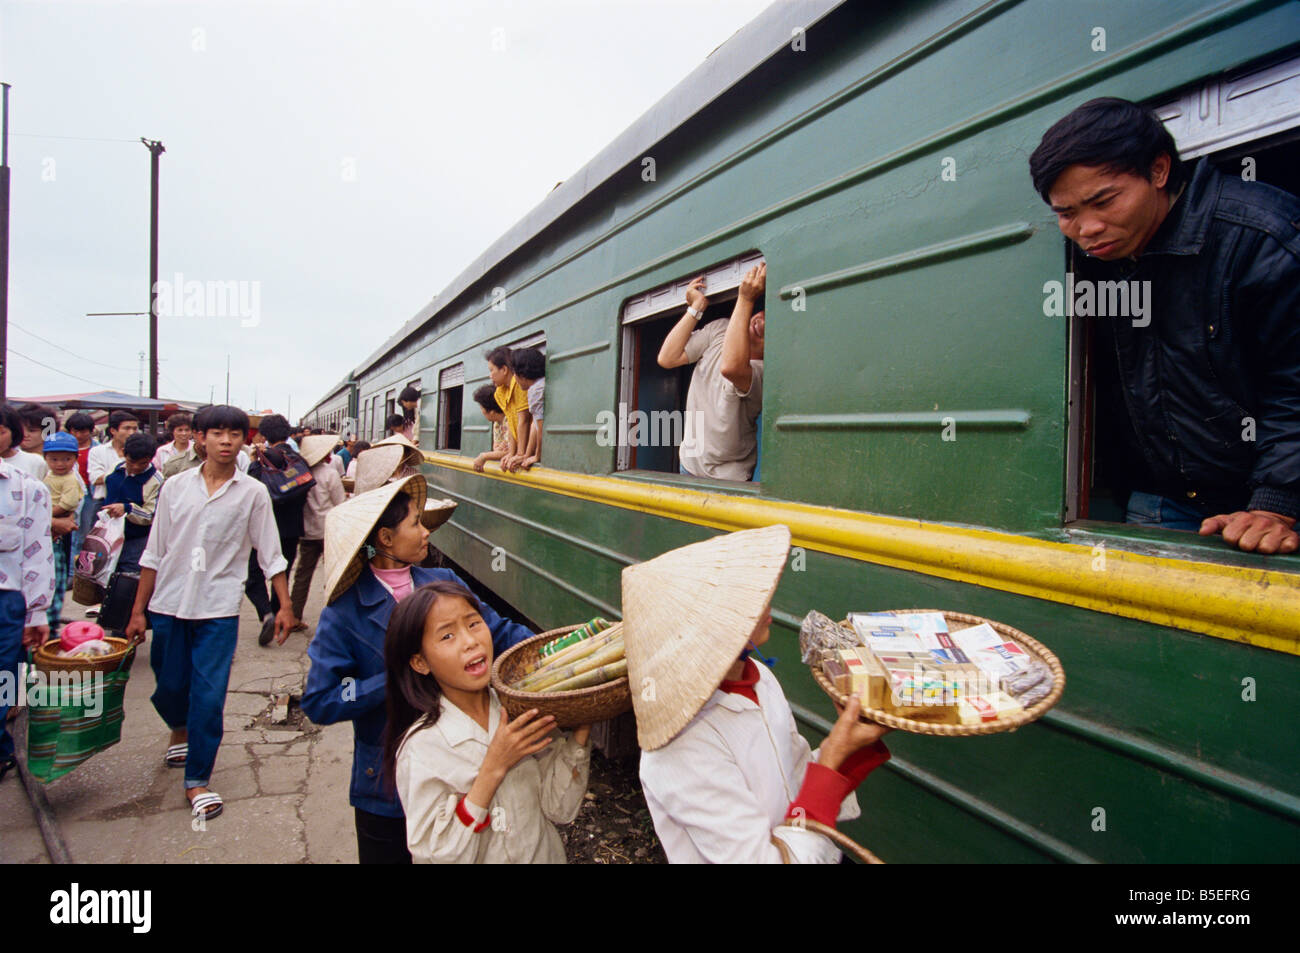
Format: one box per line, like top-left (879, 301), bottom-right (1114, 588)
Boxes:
top-left (810, 610), bottom-right (1065, 737)
top-left (492, 625), bottom-right (632, 730)
top-left (33, 636), bottom-right (136, 674)
top-left (71, 576), bottom-right (104, 607)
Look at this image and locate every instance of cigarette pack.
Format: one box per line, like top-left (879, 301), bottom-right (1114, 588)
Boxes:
top-left (956, 692), bottom-right (1024, 725)
top-left (830, 648), bottom-right (888, 709)
top-left (949, 623), bottom-right (1035, 688)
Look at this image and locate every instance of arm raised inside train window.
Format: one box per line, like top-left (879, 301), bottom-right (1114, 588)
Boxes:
top-left (658, 276), bottom-right (710, 369)
top-left (719, 263), bottom-right (766, 394)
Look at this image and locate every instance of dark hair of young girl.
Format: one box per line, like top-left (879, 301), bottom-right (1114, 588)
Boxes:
top-left (367, 491), bottom-right (414, 550)
top-left (380, 579), bottom-right (485, 790)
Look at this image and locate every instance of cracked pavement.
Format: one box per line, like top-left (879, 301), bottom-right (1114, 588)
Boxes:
top-left (0, 568), bottom-right (357, 864)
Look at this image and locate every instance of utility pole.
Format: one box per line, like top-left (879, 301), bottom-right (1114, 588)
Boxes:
top-left (225, 353), bottom-right (230, 404)
top-left (141, 138), bottom-right (164, 400)
top-left (0, 83), bottom-right (11, 403)
top-left (138, 350), bottom-right (145, 396)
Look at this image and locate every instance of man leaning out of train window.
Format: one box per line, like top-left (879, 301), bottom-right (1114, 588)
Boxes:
top-left (626, 525), bottom-right (890, 863)
top-left (658, 264), bottom-right (765, 482)
top-left (1030, 97), bottom-right (1300, 555)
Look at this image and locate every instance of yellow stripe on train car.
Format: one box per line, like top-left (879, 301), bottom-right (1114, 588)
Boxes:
top-left (423, 451), bottom-right (1300, 657)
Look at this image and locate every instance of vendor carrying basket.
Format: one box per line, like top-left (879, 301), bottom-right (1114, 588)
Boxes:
top-left (25, 637), bottom-right (136, 783)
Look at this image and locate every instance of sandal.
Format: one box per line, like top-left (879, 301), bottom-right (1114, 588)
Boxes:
top-left (165, 743), bottom-right (188, 768)
top-left (188, 791), bottom-right (223, 820)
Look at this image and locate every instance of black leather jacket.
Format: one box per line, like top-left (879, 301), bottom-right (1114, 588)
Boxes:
top-left (1082, 159), bottom-right (1300, 519)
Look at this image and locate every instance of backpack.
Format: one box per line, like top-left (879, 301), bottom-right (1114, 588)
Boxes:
top-left (253, 445), bottom-right (316, 503)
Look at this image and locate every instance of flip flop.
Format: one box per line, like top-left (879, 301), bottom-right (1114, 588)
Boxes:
top-left (165, 743), bottom-right (188, 768)
top-left (188, 791), bottom-right (223, 820)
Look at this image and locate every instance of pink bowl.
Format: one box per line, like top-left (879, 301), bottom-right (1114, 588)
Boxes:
top-left (61, 620), bottom-right (106, 653)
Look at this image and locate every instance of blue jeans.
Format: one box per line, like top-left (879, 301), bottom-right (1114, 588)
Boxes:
top-left (1125, 491), bottom-right (1207, 532)
top-left (0, 590), bottom-right (28, 762)
top-left (149, 614), bottom-right (239, 789)
top-left (117, 535), bottom-right (149, 575)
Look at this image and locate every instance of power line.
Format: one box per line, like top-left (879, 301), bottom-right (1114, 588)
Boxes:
top-left (9, 322), bottom-right (135, 371)
top-left (6, 348), bottom-right (127, 392)
top-left (12, 133), bottom-right (140, 144)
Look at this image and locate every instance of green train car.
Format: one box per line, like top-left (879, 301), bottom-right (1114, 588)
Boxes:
top-left (307, 0), bottom-right (1300, 862)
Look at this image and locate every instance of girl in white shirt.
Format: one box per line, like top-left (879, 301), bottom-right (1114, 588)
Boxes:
top-left (382, 579), bottom-right (591, 863)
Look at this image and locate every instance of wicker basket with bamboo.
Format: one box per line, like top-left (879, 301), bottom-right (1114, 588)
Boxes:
top-left (492, 622), bottom-right (632, 729)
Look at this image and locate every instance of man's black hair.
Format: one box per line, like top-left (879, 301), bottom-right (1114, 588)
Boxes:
top-left (511, 348), bottom-right (545, 382)
top-left (108, 410), bottom-right (140, 433)
top-left (124, 432), bottom-right (157, 462)
top-left (199, 405), bottom-right (250, 440)
top-left (472, 384), bottom-right (499, 413)
top-left (259, 413), bottom-right (291, 444)
top-left (17, 403), bottom-right (57, 432)
top-left (65, 412), bottom-right (95, 433)
top-left (485, 345), bottom-right (513, 368)
top-left (385, 413), bottom-right (406, 433)
top-left (399, 385), bottom-right (421, 403)
top-left (0, 405), bottom-right (24, 451)
top-left (1029, 97), bottom-right (1186, 203)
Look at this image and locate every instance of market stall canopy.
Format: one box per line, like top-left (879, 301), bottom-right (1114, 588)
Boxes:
top-left (9, 390), bottom-right (182, 412)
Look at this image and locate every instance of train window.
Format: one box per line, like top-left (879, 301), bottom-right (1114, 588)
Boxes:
top-left (617, 252), bottom-right (765, 475)
top-left (437, 365), bottom-right (463, 451)
top-left (1066, 52), bottom-right (1300, 526)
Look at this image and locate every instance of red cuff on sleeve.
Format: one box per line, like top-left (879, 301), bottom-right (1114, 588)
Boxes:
top-left (785, 742), bottom-right (891, 829)
top-left (836, 740), bottom-right (891, 786)
top-left (455, 795), bottom-right (491, 832)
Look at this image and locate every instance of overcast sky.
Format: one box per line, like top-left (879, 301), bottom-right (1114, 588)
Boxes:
top-left (0, 0), bottom-right (772, 416)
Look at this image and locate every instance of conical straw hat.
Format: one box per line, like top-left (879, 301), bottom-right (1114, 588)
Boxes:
top-left (299, 434), bottom-right (338, 468)
top-left (421, 497), bottom-right (458, 532)
top-left (372, 433), bottom-right (424, 468)
top-left (622, 524), bottom-right (791, 751)
top-left (353, 444), bottom-right (411, 496)
top-left (322, 474), bottom-right (428, 604)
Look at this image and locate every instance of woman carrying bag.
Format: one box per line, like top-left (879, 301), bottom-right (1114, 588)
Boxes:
top-left (301, 474), bottom-right (534, 863)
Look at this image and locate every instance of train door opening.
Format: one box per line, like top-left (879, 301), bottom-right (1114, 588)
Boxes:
top-left (617, 251), bottom-right (765, 474)
top-left (1066, 51), bottom-right (1300, 526)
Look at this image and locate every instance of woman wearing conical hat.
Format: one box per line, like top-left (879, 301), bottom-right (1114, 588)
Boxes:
top-left (300, 474), bottom-right (535, 864)
top-left (625, 524), bottom-right (891, 863)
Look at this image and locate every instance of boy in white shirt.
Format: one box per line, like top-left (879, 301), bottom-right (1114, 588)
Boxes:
top-left (87, 411), bottom-right (139, 505)
top-left (125, 405), bottom-right (294, 821)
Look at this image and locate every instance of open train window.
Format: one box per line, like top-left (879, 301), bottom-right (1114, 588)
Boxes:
top-left (437, 365), bottom-right (463, 450)
top-left (1066, 51), bottom-right (1300, 525)
top-left (616, 251), bottom-right (765, 475)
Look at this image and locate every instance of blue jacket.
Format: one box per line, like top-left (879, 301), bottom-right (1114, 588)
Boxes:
top-left (104, 462), bottom-right (162, 540)
top-left (301, 564), bottom-right (534, 817)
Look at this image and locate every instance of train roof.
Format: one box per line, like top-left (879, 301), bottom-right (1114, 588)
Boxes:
top-left (340, 0), bottom-right (844, 386)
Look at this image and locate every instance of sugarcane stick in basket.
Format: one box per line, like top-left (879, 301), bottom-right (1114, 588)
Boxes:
top-left (542, 658), bottom-right (629, 693)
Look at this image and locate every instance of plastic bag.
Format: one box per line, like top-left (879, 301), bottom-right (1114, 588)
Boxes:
top-left (798, 610), bottom-right (859, 666)
top-left (74, 510), bottom-right (125, 588)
